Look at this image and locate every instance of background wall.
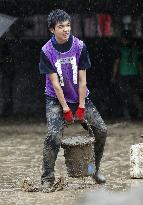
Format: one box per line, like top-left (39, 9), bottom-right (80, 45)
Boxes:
top-left (0, 0), bottom-right (143, 118)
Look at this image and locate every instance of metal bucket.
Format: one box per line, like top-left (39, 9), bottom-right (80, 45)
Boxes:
top-left (61, 135), bottom-right (95, 178)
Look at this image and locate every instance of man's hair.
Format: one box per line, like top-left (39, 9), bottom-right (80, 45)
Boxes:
top-left (47, 9), bottom-right (71, 29)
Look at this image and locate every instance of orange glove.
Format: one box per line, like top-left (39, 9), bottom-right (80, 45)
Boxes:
top-left (75, 107), bottom-right (85, 122)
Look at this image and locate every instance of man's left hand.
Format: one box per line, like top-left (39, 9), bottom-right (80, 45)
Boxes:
top-left (75, 107), bottom-right (85, 122)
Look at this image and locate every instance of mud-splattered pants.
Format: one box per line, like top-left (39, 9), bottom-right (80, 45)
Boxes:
top-left (41, 96), bottom-right (107, 184)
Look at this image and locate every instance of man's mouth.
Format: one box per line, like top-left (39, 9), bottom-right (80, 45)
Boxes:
top-left (63, 33), bottom-right (69, 38)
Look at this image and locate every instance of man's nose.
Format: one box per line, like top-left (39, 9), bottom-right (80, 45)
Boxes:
top-left (64, 26), bottom-right (69, 32)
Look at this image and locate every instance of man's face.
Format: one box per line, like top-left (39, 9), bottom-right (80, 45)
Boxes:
top-left (50, 20), bottom-right (71, 44)
top-left (121, 37), bottom-right (129, 45)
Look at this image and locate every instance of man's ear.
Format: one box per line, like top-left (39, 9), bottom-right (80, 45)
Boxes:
top-left (49, 28), bottom-right (54, 34)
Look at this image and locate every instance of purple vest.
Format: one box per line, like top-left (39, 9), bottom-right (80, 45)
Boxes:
top-left (42, 36), bottom-right (89, 103)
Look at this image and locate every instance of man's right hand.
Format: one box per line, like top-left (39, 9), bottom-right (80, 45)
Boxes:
top-left (63, 109), bottom-right (74, 123)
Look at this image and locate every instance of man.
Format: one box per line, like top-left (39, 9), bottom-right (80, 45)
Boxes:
top-left (39, 9), bottom-right (107, 191)
top-left (112, 30), bottom-right (143, 119)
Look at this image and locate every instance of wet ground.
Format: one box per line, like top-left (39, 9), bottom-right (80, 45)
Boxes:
top-left (1, 118), bottom-right (143, 205)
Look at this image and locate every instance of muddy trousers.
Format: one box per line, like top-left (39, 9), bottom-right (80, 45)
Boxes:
top-left (92, 127), bottom-right (107, 171)
top-left (41, 97), bottom-right (107, 183)
top-left (41, 134), bottom-right (61, 183)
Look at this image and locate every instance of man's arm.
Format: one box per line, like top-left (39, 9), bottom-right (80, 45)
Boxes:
top-left (111, 58), bottom-right (120, 82)
top-left (78, 69), bottom-right (87, 108)
top-left (74, 69), bottom-right (86, 122)
top-left (77, 43), bottom-right (90, 108)
top-left (48, 72), bottom-right (70, 112)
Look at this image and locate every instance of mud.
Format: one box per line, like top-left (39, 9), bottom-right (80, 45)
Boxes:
top-left (0, 119), bottom-right (143, 205)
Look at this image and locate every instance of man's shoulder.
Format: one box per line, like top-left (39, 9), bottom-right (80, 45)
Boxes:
top-left (73, 36), bottom-right (84, 51)
top-left (41, 39), bottom-right (53, 56)
top-left (42, 39), bottom-right (52, 51)
top-left (73, 36), bottom-right (83, 44)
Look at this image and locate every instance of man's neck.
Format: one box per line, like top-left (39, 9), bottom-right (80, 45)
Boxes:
top-left (51, 35), bottom-right (73, 53)
top-left (55, 37), bottom-right (69, 45)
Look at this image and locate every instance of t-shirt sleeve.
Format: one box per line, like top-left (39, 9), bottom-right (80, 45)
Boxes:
top-left (78, 43), bottom-right (91, 70)
top-left (39, 50), bottom-right (56, 74)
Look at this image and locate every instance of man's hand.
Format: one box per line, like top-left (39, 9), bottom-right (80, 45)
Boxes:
top-left (75, 107), bottom-right (85, 122)
top-left (63, 109), bottom-right (74, 123)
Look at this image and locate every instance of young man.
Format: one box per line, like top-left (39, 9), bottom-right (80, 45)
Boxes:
top-left (39, 9), bottom-right (107, 190)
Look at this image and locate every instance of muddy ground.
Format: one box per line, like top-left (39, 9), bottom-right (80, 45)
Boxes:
top-left (0, 118), bottom-right (143, 205)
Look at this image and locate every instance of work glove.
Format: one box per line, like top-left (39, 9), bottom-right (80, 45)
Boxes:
top-left (75, 107), bottom-right (85, 122)
top-left (63, 109), bottom-right (74, 123)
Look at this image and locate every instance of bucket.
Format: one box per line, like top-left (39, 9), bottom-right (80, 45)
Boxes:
top-left (61, 135), bottom-right (95, 178)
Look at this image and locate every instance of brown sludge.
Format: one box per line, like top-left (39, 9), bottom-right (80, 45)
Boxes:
top-left (1, 120), bottom-right (143, 205)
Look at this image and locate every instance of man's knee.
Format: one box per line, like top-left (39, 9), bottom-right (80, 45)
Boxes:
top-left (92, 125), bottom-right (107, 143)
top-left (44, 134), bottom-right (61, 151)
